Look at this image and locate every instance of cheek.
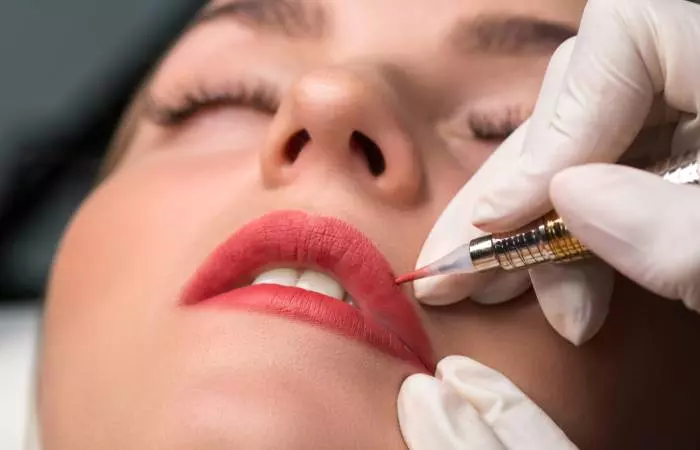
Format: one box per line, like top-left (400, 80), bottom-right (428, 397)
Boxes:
top-left (48, 144), bottom-right (266, 315)
top-left (450, 141), bottom-right (499, 174)
top-left (43, 144), bottom-right (271, 390)
top-left (125, 110), bottom-right (271, 165)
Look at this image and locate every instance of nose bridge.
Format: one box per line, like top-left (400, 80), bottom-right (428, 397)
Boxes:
top-left (262, 65), bottom-right (425, 206)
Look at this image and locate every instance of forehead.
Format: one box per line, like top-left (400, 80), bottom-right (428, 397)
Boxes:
top-left (193, 0), bottom-right (584, 75)
top-left (202, 0), bottom-right (584, 48)
top-left (329, 0), bottom-right (582, 37)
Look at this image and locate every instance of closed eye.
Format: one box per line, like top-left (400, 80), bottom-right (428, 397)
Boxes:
top-left (145, 81), bottom-right (280, 126)
top-left (468, 106), bottom-right (528, 141)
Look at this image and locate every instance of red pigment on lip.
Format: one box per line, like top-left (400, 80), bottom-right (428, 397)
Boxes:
top-left (207, 284), bottom-right (428, 372)
top-left (181, 210), bottom-right (436, 372)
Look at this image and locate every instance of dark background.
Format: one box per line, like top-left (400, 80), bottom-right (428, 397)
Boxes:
top-left (0, 1), bottom-right (202, 300)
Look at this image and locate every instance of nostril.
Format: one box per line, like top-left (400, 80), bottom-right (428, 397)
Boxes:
top-left (351, 131), bottom-right (386, 176)
top-left (285, 129), bottom-right (311, 163)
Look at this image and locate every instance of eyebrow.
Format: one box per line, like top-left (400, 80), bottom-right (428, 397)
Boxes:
top-left (450, 15), bottom-right (577, 56)
top-left (194, 0), bottom-right (326, 39)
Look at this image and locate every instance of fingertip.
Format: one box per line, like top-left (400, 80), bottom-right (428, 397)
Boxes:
top-left (554, 35), bottom-right (577, 56)
top-left (471, 271), bottom-right (532, 305)
top-left (398, 372), bottom-right (503, 450)
top-left (470, 199), bottom-right (501, 231)
top-left (530, 262), bottom-right (614, 346)
top-left (550, 164), bottom-right (618, 221)
top-left (413, 271), bottom-right (498, 306)
top-left (550, 163), bottom-right (610, 194)
top-left (471, 191), bottom-right (550, 233)
top-left (413, 276), bottom-right (444, 302)
top-left (399, 373), bottom-right (439, 397)
top-left (549, 163), bottom-right (669, 223)
top-left (412, 276), bottom-right (465, 305)
top-left (397, 373), bottom-right (442, 423)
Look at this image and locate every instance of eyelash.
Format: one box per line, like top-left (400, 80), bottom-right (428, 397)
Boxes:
top-left (467, 107), bottom-right (527, 142)
top-left (147, 81), bottom-right (525, 142)
top-left (146, 81), bottom-right (280, 126)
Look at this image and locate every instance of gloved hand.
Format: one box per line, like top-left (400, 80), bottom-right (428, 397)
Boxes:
top-left (414, 0), bottom-right (700, 345)
top-left (397, 356), bottom-right (577, 450)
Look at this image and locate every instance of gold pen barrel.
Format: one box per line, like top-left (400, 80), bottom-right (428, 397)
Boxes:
top-left (470, 212), bottom-right (589, 271)
top-left (470, 149), bottom-right (700, 272)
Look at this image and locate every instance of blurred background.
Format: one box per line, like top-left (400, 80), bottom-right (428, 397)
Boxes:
top-left (0, 1), bottom-right (201, 448)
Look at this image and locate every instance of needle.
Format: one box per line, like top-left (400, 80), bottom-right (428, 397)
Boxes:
top-left (395, 242), bottom-right (476, 285)
top-left (395, 268), bottom-right (432, 284)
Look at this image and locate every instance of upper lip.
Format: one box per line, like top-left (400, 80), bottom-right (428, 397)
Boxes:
top-left (181, 210), bottom-right (435, 371)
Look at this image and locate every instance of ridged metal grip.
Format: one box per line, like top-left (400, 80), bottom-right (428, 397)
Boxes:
top-left (489, 211), bottom-right (590, 270)
top-left (471, 149), bottom-right (700, 272)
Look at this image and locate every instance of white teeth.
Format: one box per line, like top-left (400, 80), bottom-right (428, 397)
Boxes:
top-left (252, 268), bottom-right (299, 286)
top-left (296, 270), bottom-right (344, 300)
top-left (251, 268), bottom-right (355, 306)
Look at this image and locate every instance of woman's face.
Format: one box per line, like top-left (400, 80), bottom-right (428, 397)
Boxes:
top-left (40, 0), bottom-right (700, 449)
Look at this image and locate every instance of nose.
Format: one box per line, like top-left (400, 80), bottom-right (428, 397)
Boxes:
top-left (261, 67), bottom-right (424, 206)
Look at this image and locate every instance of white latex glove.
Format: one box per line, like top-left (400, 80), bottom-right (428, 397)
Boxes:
top-left (412, 120), bottom-right (535, 306)
top-left (415, 0), bottom-right (700, 345)
top-left (398, 356), bottom-right (577, 450)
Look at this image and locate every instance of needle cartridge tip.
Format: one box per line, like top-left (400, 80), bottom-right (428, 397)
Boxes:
top-left (395, 267), bottom-right (431, 285)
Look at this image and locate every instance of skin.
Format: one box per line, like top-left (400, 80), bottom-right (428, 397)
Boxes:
top-left (39, 0), bottom-right (700, 449)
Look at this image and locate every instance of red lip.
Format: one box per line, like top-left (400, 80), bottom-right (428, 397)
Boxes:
top-left (181, 210), bottom-right (435, 372)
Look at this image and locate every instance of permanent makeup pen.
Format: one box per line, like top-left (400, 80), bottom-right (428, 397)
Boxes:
top-left (396, 149), bottom-right (700, 284)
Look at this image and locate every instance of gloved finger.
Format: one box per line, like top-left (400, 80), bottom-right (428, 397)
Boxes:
top-left (399, 356), bottom-right (577, 450)
top-left (437, 356), bottom-right (577, 449)
top-left (471, 270), bottom-right (531, 306)
top-left (530, 260), bottom-right (614, 346)
top-left (551, 162), bottom-right (700, 310)
top-left (413, 121), bottom-right (532, 305)
top-left (472, 0), bottom-right (700, 233)
top-left (398, 373), bottom-right (506, 450)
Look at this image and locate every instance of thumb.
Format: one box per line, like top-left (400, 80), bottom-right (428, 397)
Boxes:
top-left (398, 373), bottom-right (505, 450)
top-left (551, 163), bottom-right (700, 308)
top-left (398, 356), bottom-right (577, 450)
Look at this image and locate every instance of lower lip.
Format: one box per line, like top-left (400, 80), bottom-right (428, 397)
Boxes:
top-left (200, 284), bottom-right (429, 372)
